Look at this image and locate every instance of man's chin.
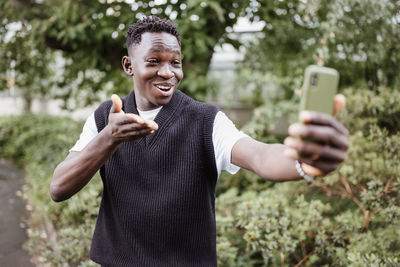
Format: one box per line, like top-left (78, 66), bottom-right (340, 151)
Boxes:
top-left (154, 96), bottom-right (172, 107)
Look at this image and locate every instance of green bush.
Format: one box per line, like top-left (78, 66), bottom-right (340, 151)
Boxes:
top-left (0, 115), bottom-right (101, 266)
top-left (215, 87), bottom-right (400, 266)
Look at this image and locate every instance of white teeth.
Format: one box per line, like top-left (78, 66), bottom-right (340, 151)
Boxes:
top-left (156, 85), bottom-right (171, 90)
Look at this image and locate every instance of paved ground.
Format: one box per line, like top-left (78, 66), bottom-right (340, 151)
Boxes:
top-left (0, 159), bottom-right (34, 267)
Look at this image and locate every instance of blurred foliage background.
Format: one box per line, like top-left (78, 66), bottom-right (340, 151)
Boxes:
top-left (0, 0), bottom-right (399, 266)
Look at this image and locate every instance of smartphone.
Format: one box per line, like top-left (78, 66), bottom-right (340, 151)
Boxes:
top-left (299, 65), bottom-right (339, 115)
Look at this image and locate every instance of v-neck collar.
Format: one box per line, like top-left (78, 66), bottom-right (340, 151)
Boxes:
top-left (123, 89), bottom-right (185, 147)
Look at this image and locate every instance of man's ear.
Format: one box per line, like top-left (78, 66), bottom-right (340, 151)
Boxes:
top-left (122, 56), bottom-right (134, 76)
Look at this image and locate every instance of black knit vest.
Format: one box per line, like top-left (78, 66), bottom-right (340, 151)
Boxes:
top-left (90, 90), bottom-right (219, 266)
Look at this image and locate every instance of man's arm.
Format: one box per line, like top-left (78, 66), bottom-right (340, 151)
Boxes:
top-left (232, 96), bottom-right (348, 182)
top-left (50, 126), bottom-right (119, 202)
top-left (50, 96), bottom-right (158, 202)
top-left (232, 139), bottom-right (300, 181)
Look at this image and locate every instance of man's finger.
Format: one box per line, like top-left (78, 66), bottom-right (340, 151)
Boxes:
top-left (124, 113), bottom-right (145, 124)
top-left (299, 112), bottom-right (348, 136)
top-left (333, 94), bottom-right (346, 117)
top-left (288, 123), bottom-right (348, 149)
top-left (301, 163), bottom-right (326, 177)
top-left (144, 120), bottom-right (159, 131)
top-left (111, 94), bottom-right (124, 113)
top-left (119, 123), bottom-right (151, 134)
top-left (284, 137), bottom-right (347, 162)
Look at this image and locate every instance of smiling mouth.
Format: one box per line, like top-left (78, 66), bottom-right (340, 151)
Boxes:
top-left (155, 84), bottom-right (174, 92)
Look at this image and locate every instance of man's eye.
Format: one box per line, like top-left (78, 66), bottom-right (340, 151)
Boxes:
top-left (172, 60), bottom-right (181, 65)
top-left (147, 59), bottom-right (158, 64)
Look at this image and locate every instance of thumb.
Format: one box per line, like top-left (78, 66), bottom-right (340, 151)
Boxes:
top-left (111, 94), bottom-right (124, 114)
top-left (333, 94), bottom-right (346, 117)
top-left (301, 163), bottom-right (324, 177)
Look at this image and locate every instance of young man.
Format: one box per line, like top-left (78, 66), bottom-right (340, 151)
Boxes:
top-left (51, 16), bottom-right (348, 266)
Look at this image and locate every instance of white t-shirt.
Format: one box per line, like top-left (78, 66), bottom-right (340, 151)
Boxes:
top-left (70, 108), bottom-right (248, 177)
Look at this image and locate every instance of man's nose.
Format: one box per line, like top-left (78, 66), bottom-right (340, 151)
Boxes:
top-left (157, 64), bottom-right (174, 79)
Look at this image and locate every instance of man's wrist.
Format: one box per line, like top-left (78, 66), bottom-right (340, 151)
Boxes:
top-left (295, 160), bottom-right (314, 185)
top-left (102, 125), bottom-right (122, 148)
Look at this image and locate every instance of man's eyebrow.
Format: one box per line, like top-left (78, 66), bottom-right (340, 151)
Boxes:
top-left (149, 48), bottom-right (181, 55)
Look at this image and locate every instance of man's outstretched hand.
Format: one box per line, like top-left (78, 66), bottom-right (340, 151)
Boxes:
top-left (284, 94), bottom-right (349, 177)
top-left (107, 94), bottom-right (158, 144)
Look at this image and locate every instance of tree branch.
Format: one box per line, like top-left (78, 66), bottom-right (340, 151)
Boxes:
top-left (340, 176), bottom-right (364, 212)
top-left (300, 241), bottom-right (307, 258)
top-left (384, 175), bottom-right (395, 193)
top-left (294, 250), bottom-right (313, 267)
top-left (312, 180), bottom-right (333, 196)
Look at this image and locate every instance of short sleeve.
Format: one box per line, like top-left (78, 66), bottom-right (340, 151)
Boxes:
top-left (212, 111), bottom-right (249, 177)
top-left (69, 113), bottom-right (98, 152)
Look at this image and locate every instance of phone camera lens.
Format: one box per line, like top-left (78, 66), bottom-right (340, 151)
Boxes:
top-left (311, 73), bottom-right (318, 87)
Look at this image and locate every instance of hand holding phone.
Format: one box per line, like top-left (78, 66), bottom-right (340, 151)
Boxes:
top-left (284, 65), bottom-right (349, 179)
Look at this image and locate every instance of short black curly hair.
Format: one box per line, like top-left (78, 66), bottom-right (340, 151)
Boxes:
top-left (125, 16), bottom-right (181, 51)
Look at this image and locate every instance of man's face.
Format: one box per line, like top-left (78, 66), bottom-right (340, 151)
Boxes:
top-left (125, 32), bottom-right (183, 111)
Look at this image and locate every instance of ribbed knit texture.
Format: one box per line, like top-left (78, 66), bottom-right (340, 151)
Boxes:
top-left (90, 90), bottom-right (219, 266)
